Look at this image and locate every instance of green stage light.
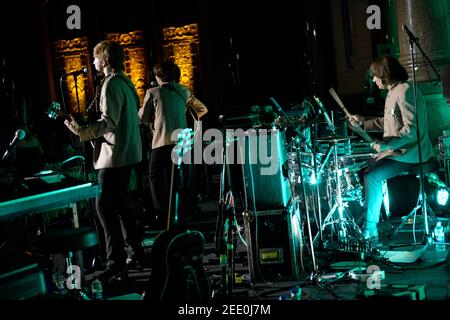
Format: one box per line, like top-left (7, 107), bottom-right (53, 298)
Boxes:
top-left (437, 188), bottom-right (449, 206)
top-left (425, 173), bottom-right (450, 215)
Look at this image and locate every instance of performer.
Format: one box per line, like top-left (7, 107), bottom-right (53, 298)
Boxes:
top-left (64, 40), bottom-right (144, 280)
top-left (138, 61), bottom-right (207, 229)
top-left (349, 55), bottom-right (434, 242)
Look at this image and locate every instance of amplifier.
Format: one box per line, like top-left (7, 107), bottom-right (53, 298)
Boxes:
top-left (438, 136), bottom-right (450, 158)
top-left (242, 129), bottom-right (291, 209)
top-left (244, 204), bottom-right (303, 281)
top-left (443, 157), bottom-right (450, 186)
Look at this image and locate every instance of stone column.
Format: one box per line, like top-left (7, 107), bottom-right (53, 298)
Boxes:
top-left (396, 0), bottom-right (450, 144)
top-left (397, 0), bottom-right (450, 83)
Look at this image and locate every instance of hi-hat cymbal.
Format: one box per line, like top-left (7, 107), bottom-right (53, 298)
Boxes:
top-left (316, 135), bottom-right (356, 143)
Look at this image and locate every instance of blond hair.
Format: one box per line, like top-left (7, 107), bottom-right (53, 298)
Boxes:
top-left (93, 40), bottom-right (125, 71)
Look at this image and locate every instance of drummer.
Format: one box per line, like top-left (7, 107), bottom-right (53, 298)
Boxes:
top-left (349, 55), bottom-right (434, 243)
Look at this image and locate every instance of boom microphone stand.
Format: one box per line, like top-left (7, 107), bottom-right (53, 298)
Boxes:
top-left (402, 24), bottom-right (441, 239)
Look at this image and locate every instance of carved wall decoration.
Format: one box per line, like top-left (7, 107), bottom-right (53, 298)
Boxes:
top-left (54, 37), bottom-right (90, 114)
top-left (106, 30), bottom-right (149, 103)
top-left (162, 23), bottom-right (200, 93)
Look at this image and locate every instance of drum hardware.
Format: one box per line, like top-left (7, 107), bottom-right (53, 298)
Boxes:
top-left (313, 136), bottom-right (367, 251)
top-left (271, 97), bottom-right (342, 293)
top-left (318, 141), bottom-right (351, 157)
top-left (342, 153), bottom-right (375, 160)
top-left (316, 135), bottom-right (357, 143)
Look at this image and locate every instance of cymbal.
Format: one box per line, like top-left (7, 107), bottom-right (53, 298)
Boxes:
top-left (274, 116), bottom-right (323, 128)
top-left (316, 135), bottom-right (356, 143)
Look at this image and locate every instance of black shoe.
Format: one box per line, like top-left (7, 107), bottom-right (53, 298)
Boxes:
top-left (97, 265), bottom-right (128, 283)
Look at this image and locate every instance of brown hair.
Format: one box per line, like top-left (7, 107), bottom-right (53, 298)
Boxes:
top-left (153, 61), bottom-right (181, 82)
top-left (93, 40), bottom-right (125, 71)
top-left (370, 55), bottom-right (409, 86)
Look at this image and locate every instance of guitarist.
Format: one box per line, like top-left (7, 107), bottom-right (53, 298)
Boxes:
top-left (138, 61), bottom-right (207, 229)
top-left (348, 55), bottom-right (434, 242)
top-left (64, 40), bottom-right (144, 281)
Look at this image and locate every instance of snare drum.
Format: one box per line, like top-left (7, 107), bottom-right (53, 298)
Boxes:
top-left (327, 157), bottom-right (367, 201)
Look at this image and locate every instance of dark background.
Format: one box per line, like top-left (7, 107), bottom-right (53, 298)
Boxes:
top-left (0, 0), bottom-right (386, 167)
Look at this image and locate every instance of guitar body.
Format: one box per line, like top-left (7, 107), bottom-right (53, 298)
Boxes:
top-left (144, 129), bottom-right (211, 301)
top-left (145, 228), bottom-right (211, 301)
top-left (47, 101), bottom-right (104, 150)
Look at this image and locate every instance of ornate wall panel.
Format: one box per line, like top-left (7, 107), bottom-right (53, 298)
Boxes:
top-left (106, 30), bottom-right (149, 104)
top-left (162, 23), bottom-right (200, 93)
top-left (54, 37), bottom-right (90, 114)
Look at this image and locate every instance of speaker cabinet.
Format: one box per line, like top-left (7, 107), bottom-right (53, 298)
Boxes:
top-left (244, 205), bottom-right (302, 282)
top-left (242, 129), bottom-right (291, 209)
top-left (386, 175), bottom-right (420, 218)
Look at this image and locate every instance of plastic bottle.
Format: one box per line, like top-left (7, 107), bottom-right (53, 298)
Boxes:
top-left (91, 278), bottom-right (103, 300)
top-left (289, 286), bottom-right (302, 300)
top-left (434, 222), bottom-right (446, 252)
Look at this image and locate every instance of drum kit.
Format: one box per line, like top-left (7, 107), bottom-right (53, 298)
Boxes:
top-left (273, 100), bottom-right (375, 257)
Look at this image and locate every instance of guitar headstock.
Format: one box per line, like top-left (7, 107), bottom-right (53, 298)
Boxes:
top-left (47, 101), bottom-right (68, 121)
top-left (172, 128), bottom-right (194, 166)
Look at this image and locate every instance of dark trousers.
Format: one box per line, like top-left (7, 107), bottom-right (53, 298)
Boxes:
top-left (96, 165), bottom-right (143, 267)
top-left (149, 145), bottom-right (175, 227)
top-left (364, 158), bottom-right (416, 225)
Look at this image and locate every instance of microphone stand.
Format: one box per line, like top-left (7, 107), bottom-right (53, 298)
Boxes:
top-left (59, 76), bottom-right (75, 148)
top-left (404, 26), bottom-right (440, 239)
top-left (269, 98), bottom-right (325, 284)
top-left (72, 73), bottom-right (91, 183)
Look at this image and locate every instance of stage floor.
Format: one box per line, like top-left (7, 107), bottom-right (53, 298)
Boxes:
top-left (86, 200), bottom-right (450, 301)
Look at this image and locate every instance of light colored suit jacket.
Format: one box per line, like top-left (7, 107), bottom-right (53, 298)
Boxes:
top-left (79, 73), bottom-right (142, 169)
top-left (364, 81), bottom-right (434, 163)
top-left (138, 82), bottom-right (207, 150)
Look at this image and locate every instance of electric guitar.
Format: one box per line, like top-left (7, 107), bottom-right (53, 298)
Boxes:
top-left (46, 101), bottom-right (70, 122)
top-left (144, 129), bottom-right (211, 301)
top-left (47, 101), bottom-right (103, 149)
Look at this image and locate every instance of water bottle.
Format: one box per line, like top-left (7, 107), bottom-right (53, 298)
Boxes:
top-left (289, 286), bottom-right (302, 300)
top-left (91, 278), bottom-right (103, 300)
top-left (434, 222), bottom-right (446, 252)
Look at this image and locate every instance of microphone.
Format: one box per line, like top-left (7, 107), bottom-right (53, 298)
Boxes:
top-left (2, 129), bottom-right (26, 160)
top-left (402, 25), bottom-right (418, 42)
top-left (313, 96), bottom-right (336, 132)
top-left (63, 67), bottom-right (88, 77)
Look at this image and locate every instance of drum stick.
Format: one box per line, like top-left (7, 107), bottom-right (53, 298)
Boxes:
top-left (328, 88), bottom-right (373, 143)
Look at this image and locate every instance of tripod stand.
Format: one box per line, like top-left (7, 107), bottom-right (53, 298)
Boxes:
top-left (399, 25), bottom-right (442, 241)
top-left (214, 131), bottom-right (239, 298)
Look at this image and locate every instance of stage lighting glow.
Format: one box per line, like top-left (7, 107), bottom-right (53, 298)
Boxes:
top-left (437, 188), bottom-right (449, 206)
top-left (424, 173), bottom-right (450, 215)
top-left (309, 172), bottom-right (317, 185)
